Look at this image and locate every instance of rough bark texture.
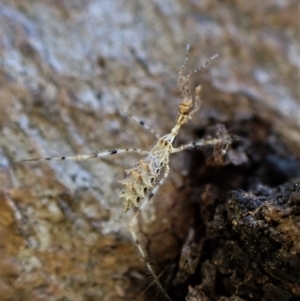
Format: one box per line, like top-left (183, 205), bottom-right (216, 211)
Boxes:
top-left (0, 1), bottom-right (299, 301)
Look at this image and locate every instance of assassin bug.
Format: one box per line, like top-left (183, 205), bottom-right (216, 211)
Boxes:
top-left (24, 45), bottom-right (232, 300)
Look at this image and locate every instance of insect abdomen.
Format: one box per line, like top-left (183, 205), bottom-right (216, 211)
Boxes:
top-left (119, 156), bottom-right (161, 212)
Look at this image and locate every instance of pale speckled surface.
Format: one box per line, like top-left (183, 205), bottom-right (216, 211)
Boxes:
top-left (0, 0), bottom-right (299, 300)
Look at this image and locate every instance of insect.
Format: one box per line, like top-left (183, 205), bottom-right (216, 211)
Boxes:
top-left (24, 45), bottom-right (232, 300)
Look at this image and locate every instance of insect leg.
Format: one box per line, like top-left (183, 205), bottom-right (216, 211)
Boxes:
top-left (129, 165), bottom-right (171, 300)
top-left (172, 138), bottom-right (226, 153)
top-left (21, 148), bottom-right (149, 162)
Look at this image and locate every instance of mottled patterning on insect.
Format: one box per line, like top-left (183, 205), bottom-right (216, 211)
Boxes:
top-left (119, 154), bottom-right (161, 212)
top-left (23, 44), bottom-right (233, 301)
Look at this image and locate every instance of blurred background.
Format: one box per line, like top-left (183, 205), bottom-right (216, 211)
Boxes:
top-left (0, 1), bottom-right (299, 301)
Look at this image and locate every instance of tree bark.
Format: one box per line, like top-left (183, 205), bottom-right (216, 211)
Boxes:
top-left (0, 1), bottom-right (299, 301)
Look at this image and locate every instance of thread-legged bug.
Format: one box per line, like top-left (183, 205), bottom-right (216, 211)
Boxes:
top-left (24, 45), bottom-right (232, 300)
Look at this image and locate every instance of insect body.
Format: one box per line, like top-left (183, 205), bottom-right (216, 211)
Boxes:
top-left (23, 45), bottom-right (232, 300)
top-left (118, 48), bottom-right (231, 300)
